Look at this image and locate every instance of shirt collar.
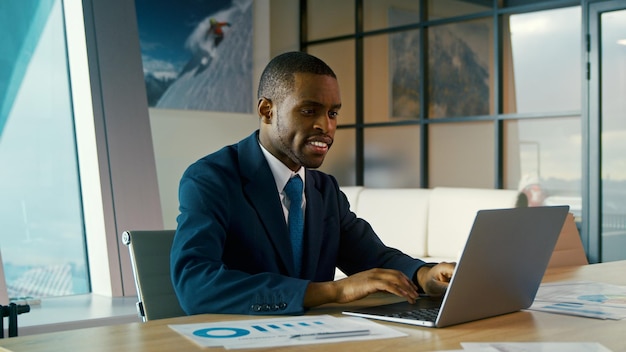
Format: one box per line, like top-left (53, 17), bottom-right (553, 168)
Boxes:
top-left (259, 142), bottom-right (306, 192)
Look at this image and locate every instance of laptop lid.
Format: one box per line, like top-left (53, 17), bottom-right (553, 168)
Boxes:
top-left (343, 205), bottom-right (570, 328)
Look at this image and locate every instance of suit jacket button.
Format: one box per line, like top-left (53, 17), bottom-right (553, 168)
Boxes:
top-left (262, 304), bottom-right (271, 311)
top-left (251, 304), bottom-right (262, 312)
top-left (278, 302), bottom-right (287, 310)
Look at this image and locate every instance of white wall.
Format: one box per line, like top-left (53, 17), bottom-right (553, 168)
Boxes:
top-left (151, 110), bottom-right (258, 229)
top-left (78, 0), bottom-right (164, 296)
top-left (150, 0), bottom-right (300, 229)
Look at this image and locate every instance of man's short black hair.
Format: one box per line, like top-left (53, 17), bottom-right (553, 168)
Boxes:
top-left (257, 51), bottom-right (337, 104)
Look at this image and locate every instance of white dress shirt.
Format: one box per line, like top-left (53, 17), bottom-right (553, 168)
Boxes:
top-left (259, 143), bottom-right (306, 224)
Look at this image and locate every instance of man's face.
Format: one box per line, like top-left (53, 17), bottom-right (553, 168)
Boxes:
top-left (259, 72), bottom-right (341, 171)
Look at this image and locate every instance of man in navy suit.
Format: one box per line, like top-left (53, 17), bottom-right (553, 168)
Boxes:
top-left (171, 51), bottom-right (455, 315)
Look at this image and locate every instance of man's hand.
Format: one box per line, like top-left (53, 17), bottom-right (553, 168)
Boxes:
top-left (416, 262), bottom-right (456, 296)
top-left (304, 268), bottom-right (419, 308)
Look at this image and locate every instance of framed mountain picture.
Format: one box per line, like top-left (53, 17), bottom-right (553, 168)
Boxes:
top-left (135, 0), bottom-right (253, 113)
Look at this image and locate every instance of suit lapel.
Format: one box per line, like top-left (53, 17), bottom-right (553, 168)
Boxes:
top-left (238, 132), bottom-right (295, 276)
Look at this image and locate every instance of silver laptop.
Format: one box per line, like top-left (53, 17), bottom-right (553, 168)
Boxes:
top-left (343, 205), bottom-right (569, 328)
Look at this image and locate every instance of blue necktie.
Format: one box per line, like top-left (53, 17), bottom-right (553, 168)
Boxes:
top-left (284, 175), bottom-right (304, 276)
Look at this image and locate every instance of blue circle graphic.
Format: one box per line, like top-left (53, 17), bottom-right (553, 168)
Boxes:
top-left (192, 327), bottom-right (251, 339)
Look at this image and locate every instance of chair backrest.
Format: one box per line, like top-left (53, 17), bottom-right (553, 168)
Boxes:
top-left (122, 230), bottom-right (186, 321)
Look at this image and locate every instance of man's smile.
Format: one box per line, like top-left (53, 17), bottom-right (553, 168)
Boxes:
top-left (306, 136), bottom-right (333, 153)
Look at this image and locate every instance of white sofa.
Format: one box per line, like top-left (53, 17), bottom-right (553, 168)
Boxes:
top-left (336, 187), bottom-right (520, 278)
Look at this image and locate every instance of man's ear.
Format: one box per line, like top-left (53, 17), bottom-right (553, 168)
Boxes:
top-left (257, 98), bottom-right (273, 124)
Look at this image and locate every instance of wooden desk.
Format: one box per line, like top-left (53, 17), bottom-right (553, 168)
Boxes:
top-left (1, 261), bottom-right (624, 352)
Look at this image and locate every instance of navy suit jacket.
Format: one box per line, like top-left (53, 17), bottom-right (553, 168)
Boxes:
top-left (171, 131), bottom-right (425, 315)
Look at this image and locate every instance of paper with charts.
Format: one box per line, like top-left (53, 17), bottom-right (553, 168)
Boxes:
top-left (529, 281), bottom-right (626, 320)
top-left (459, 342), bottom-right (612, 352)
top-left (169, 314), bottom-right (406, 349)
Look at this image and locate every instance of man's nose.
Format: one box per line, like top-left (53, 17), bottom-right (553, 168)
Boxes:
top-left (315, 113), bottom-right (335, 133)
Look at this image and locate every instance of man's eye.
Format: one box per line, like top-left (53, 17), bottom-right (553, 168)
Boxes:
top-left (301, 109), bottom-right (315, 115)
top-left (329, 111), bottom-right (339, 119)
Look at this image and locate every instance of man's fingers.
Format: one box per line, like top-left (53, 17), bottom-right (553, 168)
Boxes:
top-left (337, 268), bottom-right (419, 303)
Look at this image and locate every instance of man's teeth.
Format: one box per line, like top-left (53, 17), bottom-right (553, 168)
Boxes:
top-left (310, 141), bottom-right (327, 147)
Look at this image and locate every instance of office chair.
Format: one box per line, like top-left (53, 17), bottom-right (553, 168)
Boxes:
top-left (122, 230), bottom-right (187, 321)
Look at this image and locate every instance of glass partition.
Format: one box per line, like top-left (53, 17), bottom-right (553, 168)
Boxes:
top-left (307, 0), bottom-right (355, 41)
top-left (427, 0), bottom-right (491, 20)
top-left (427, 18), bottom-right (493, 118)
top-left (364, 125), bottom-right (421, 188)
top-left (308, 41), bottom-right (357, 126)
top-left (429, 121), bottom-right (494, 188)
top-left (364, 0), bottom-right (420, 32)
top-left (364, 29), bottom-right (421, 123)
top-left (317, 128), bottom-right (357, 186)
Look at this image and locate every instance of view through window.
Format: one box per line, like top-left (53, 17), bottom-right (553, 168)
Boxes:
top-left (505, 7), bottom-right (582, 216)
top-left (0, 0), bottom-right (90, 298)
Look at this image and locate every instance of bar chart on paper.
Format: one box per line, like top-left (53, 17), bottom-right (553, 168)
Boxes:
top-left (529, 281), bottom-right (626, 319)
top-left (169, 314), bottom-right (405, 349)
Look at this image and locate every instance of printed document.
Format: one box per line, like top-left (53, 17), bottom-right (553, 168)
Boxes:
top-left (169, 314), bottom-right (406, 349)
top-left (528, 281), bottom-right (626, 320)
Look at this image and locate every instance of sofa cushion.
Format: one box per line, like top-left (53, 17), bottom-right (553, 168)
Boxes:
top-left (354, 188), bottom-right (431, 258)
top-left (340, 186), bottom-right (363, 213)
top-left (427, 187), bottom-right (519, 260)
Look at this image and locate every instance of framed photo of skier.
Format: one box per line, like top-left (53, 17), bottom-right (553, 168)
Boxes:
top-left (135, 0), bottom-right (253, 113)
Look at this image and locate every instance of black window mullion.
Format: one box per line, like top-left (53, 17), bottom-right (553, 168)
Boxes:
top-left (494, 3), bottom-right (504, 189)
top-left (420, 0), bottom-right (429, 188)
top-left (355, 0), bottom-right (364, 186)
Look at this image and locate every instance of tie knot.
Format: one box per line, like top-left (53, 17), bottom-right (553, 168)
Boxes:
top-left (284, 176), bottom-right (303, 202)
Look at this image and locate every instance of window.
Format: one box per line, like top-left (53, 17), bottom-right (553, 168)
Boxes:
top-left (503, 7), bottom-right (582, 216)
top-left (303, 1), bottom-right (605, 261)
top-left (305, 2), bottom-right (581, 190)
top-left (504, 8), bottom-right (582, 114)
top-left (0, 0), bottom-right (90, 298)
top-left (598, 7), bottom-right (626, 261)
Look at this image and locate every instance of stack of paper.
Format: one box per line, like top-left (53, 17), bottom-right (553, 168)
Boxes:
top-left (528, 281), bottom-right (626, 320)
top-left (455, 342), bottom-right (612, 351)
top-left (169, 314), bottom-right (406, 349)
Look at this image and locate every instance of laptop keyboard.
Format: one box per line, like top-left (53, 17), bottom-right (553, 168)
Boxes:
top-left (389, 307), bottom-right (440, 321)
